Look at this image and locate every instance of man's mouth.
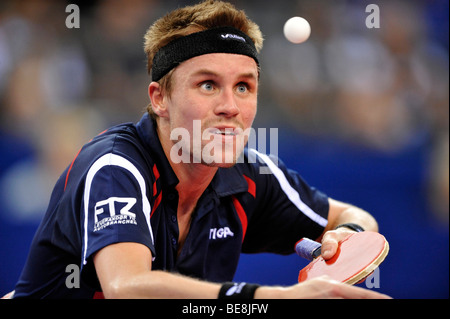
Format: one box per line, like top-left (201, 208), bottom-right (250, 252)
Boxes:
top-left (210, 128), bottom-right (238, 136)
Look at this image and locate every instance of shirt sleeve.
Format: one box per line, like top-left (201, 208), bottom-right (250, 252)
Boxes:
top-left (81, 153), bottom-right (155, 268)
top-left (242, 150), bottom-right (329, 255)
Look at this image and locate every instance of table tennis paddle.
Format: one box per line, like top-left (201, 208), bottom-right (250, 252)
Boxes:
top-left (295, 231), bottom-right (389, 285)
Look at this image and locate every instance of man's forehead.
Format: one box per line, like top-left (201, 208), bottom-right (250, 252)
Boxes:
top-left (151, 26), bottom-right (259, 82)
top-left (180, 53), bottom-right (259, 79)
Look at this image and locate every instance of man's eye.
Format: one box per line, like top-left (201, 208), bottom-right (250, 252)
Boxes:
top-left (237, 84), bottom-right (248, 93)
top-left (200, 82), bottom-right (214, 91)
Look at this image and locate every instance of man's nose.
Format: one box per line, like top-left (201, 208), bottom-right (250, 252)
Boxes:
top-left (214, 88), bottom-right (240, 118)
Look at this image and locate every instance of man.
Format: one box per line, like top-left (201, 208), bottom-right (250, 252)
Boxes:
top-left (12, 0), bottom-right (389, 299)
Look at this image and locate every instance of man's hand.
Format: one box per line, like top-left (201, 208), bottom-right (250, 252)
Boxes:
top-left (323, 198), bottom-right (380, 260)
top-left (255, 276), bottom-right (391, 299)
top-left (320, 228), bottom-right (358, 260)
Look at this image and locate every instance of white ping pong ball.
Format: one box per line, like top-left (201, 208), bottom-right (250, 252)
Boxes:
top-left (283, 17), bottom-right (311, 44)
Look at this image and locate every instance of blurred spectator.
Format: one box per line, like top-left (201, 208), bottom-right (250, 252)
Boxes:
top-left (80, 0), bottom-right (162, 124)
top-left (428, 132), bottom-right (449, 223)
top-left (262, 0), bottom-right (448, 154)
top-left (0, 106), bottom-right (105, 223)
top-left (0, 0), bottom-right (90, 138)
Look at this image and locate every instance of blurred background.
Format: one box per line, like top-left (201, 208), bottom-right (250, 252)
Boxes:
top-left (0, 0), bottom-right (448, 299)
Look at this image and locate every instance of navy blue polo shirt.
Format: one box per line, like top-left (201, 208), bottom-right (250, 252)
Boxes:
top-left (13, 113), bottom-right (329, 298)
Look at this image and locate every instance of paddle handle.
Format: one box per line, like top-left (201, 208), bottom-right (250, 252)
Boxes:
top-left (295, 238), bottom-right (322, 261)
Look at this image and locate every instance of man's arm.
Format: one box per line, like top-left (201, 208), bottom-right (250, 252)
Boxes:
top-left (319, 198), bottom-right (379, 260)
top-left (94, 241), bottom-right (390, 299)
top-left (93, 242), bottom-right (221, 299)
top-left (326, 198), bottom-right (378, 232)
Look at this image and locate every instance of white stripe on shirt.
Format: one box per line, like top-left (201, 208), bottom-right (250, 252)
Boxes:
top-left (82, 153), bottom-right (153, 265)
top-left (249, 149), bottom-right (328, 227)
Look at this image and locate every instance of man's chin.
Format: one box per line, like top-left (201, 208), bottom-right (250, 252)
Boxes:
top-left (198, 149), bottom-right (244, 168)
top-left (205, 161), bottom-right (237, 169)
top-left (200, 156), bottom-right (237, 168)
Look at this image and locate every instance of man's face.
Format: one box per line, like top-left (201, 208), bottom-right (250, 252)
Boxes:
top-left (162, 53), bottom-right (259, 167)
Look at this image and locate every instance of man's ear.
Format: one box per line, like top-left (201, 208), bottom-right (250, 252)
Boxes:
top-left (148, 82), bottom-right (168, 118)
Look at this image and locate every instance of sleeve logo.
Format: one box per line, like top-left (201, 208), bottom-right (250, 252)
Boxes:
top-left (93, 197), bottom-right (137, 232)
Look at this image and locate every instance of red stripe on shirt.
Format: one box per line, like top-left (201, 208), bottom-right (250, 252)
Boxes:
top-left (93, 291), bottom-right (104, 299)
top-left (151, 191), bottom-right (162, 218)
top-left (243, 175), bottom-right (256, 198)
top-left (232, 196), bottom-right (247, 243)
top-left (64, 148), bottom-right (82, 191)
top-left (152, 164), bottom-right (160, 196)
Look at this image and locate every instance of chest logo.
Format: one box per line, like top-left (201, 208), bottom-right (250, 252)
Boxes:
top-left (209, 227), bottom-right (234, 240)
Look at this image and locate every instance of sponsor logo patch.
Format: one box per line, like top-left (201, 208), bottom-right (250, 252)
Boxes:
top-left (93, 197), bottom-right (137, 232)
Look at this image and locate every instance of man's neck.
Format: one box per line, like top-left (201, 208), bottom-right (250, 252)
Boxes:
top-left (156, 122), bottom-right (218, 205)
top-left (174, 162), bottom-right (217, 203)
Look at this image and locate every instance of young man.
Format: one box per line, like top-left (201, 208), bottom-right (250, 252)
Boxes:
top-left (12, 1), bottom-right (389, 299)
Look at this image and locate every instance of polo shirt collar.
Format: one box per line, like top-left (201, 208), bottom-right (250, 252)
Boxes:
top-left (136, 113), bottom-right (249, 197)
top-left (211, 167), bottom-right (248, 197)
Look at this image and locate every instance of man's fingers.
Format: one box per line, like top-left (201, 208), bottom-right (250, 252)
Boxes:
top-left (321, 238), bottom-right (338, 259)
top-left (320, 229), bottom-right (355, 259)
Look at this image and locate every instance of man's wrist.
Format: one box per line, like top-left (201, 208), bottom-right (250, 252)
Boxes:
top-left (218, 282), bottom-right (260, 299)
top-left (253, 285), bottom-right (286, 299)
top-left (335, 223), bottom-right (365, 233)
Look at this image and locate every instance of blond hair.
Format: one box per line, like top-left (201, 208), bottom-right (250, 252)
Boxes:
top-left (143, 0), bottom-right (264, 117)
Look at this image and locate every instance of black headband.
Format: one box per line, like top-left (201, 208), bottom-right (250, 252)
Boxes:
top-left (151, 26), bottom-right (259, 82)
